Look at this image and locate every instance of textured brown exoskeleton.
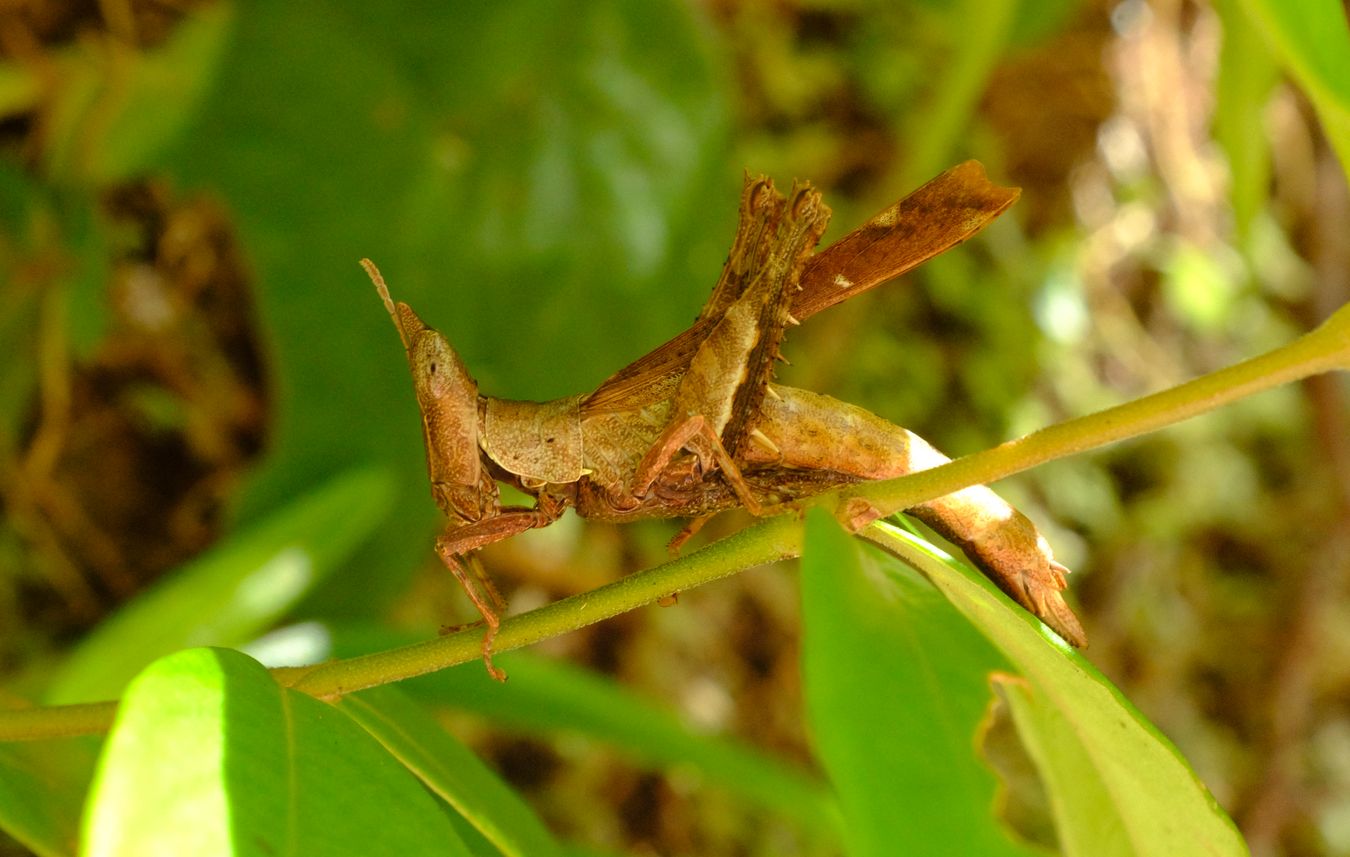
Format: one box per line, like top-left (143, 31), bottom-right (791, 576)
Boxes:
top-left (365, 161), bottom-right (1085, 680)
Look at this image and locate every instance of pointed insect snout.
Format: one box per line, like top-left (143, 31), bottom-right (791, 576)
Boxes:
top-left (382, 298), bottom-right (433, 353)
top-left (393, 301), bottom-right (430, 343)
top-left (361, 260), bottom-right (485, 503)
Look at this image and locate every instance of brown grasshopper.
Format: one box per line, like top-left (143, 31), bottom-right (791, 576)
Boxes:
top-left (365, 161), bottom-right (1085, 680)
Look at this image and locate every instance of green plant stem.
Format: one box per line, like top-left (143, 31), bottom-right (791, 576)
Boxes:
top-left (844, 299), bottom-right (1350, 519)
top-left (3, 303), bottom-right (1348, 742)
top-left (0, 700), bottom-right (117, 742)
top-left (288, 518), bottom-right (804, 698)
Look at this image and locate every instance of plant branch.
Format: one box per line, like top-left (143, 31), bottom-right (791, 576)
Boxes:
top-left (2, 302), bottom-right (1347, 742)
top-left (0, 700), bottom-right (117, 742)
top-left (288, 518), bottom-right (804, 698)
top-left (837, 300), bottom-right (1350, 519)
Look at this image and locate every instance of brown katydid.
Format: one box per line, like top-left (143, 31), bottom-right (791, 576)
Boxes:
top-left (365, 160), bottom-right (1085, 681)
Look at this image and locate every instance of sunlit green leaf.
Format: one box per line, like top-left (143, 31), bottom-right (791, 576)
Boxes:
top-left (800, 510), bottom-right (1040, 857)
top-left (864, 521), bottom-right (1250, 856)
top-left (82, 647), bottom-right (468, 856)
top-left (1237, 0), bottom-right (1350, 175)
top-left (1213, 0), bottom-right (1280, 241)
top-left (993, 675), bottom-right (1131, 857)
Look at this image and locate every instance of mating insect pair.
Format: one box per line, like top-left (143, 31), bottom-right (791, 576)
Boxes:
top-left (365, 161), bottom-right (1085, 680)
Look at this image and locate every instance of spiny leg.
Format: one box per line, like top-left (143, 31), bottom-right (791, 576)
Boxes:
top-left (434, 543), bottom-right (508, 682)
top-left (632, 413), bottom-right (764, 516)
top-left (627, 182), bottom-right (827, 520)
top-left (435, 503), bottom-right (565, 681)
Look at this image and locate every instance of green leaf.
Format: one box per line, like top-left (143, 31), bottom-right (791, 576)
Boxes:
top-left (800, 509), bottom-right (1040, 857)
top-left (1237, 0), bottom-right (1350, 177)
top-left (0, 737), bottom-right (98, 857)
top-left (45, 466), bottom-right (394, 705)
top-left (1213, 0), bottom-right (1280, 241)
top-left (992, 676), bottom-right (1132, 857)
top-left (359, 1), bottom-right (731, 387)
top-left (865, 521), bottom-right (1250, 857)
top-left (337, 685), bottom-right (562, 857)
top-left (82, 647), bottom-right (468, 856)
top-left (43, 4), bottom-right (233, 183)
top-left (156, 0), bottom-right (731, 612)
top-left (368, 643), bottom-right (841, 844)
top-left (902, 0), bottom-right (1019, 185)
